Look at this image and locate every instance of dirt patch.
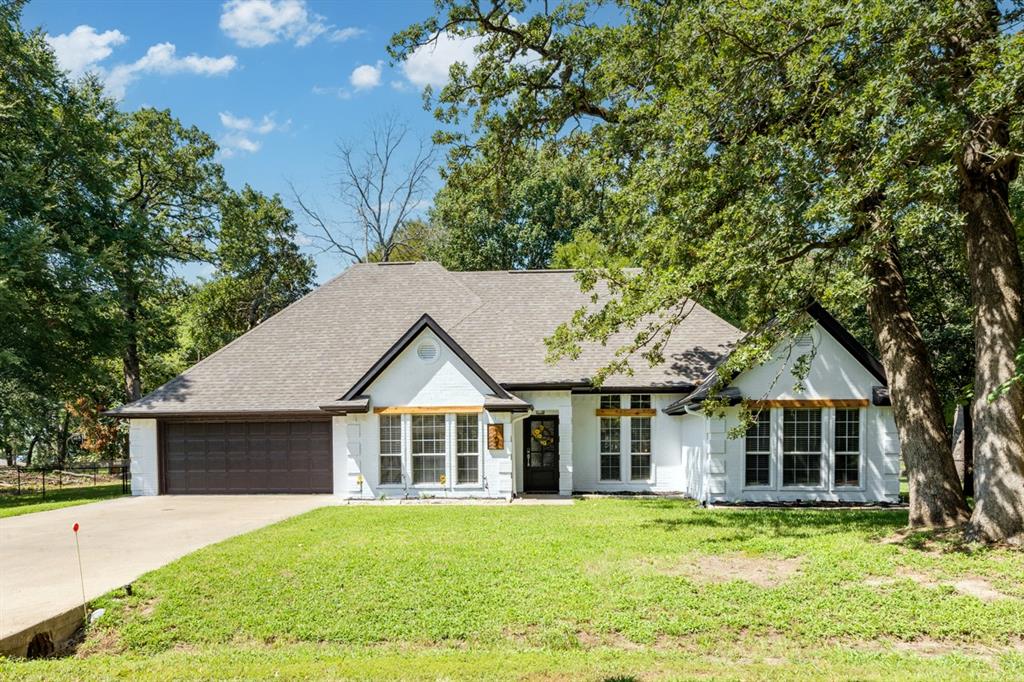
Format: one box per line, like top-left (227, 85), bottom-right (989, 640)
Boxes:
top-left (135, 598), bottom-right (160, 618)
top-left (856, 636), bottom-right (1024, 660)
top-left (864, 572), bottom-right (1011, 601)
top-left (75, 625), bottom-right (124, 658)
top-left (952, 577), bottom-right (1008, 602)
top-left (576, 630), bottom-right (644, 650)
top-left (644, 553), bottom-right (802, 588)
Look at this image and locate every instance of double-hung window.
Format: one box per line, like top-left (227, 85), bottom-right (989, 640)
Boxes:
top-left (411, 415), bottom-right (446, 484)
top-left (629, 394), bottom-right (652, 480)
top-left (600, 416), bottom-right (621, 480)
top-left (599, 395), bottom-right (621, 481)
top-left (456, 414), bottom-right (480, 484)
top-left (630, 418), bottom-right (651, 480)
top-left (782, 409), bottom-right (822, 486)
top-left (833, 408), bottom-right (860, 487)
top-left (379, 415), bottom-right (403, 485)
top-left (744, 411), bottom-right (771, 487)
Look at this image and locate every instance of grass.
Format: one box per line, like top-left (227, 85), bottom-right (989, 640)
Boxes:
top-left (0, 483), bottom-right (126, 518)
top-left (3, 499), bottom-right (1023, 680)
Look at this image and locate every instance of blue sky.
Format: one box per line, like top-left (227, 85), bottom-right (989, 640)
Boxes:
top-left (23, 0), bottom-right (471, 283)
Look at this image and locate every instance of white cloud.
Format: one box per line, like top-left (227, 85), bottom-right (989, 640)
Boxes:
top-left (220, 132), bottom-right (262, 158)
top-left (46, 26), bottom-right (237, 99)
top-left (217, 110), bottom-right (288, 158)
top-left (219, 0), bottom-right (332, 47)
top-left (311, 84), bottom-right (351, 99)
top-left (46, 25), bottom-right (127, 77)
top-left (105, 43), bottom-right (237, 99)
top-left (401, 31), bottom-right (483, 88)
top-left (329, 27), bottom-right (365, 43)
top-left (219, 111), bottom-right (288, 134)
top-left (349, 61), bottom-right (382, 90)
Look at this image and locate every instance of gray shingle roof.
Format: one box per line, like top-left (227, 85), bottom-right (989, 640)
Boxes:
top-left (111, 262), bottom-right (742, 416)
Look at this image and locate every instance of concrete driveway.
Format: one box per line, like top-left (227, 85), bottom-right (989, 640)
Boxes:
top-left (0, 495), bottom-right (334, 639)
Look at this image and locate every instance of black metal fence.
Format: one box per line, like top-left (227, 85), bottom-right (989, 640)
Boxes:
top-left (0, 462), bottom-right (130, 497)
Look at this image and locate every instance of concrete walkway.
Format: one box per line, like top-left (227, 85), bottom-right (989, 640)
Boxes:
top-left (0, 495), bottom-right (334, 639)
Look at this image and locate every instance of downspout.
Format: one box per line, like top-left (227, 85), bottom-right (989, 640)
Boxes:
top-left (509, 410), bottom-right (533, 502)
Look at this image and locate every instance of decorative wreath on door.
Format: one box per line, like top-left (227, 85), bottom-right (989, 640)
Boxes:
top-left (531, 424), bottom-right (554, 446)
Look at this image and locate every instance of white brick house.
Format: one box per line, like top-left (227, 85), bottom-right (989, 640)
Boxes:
top-left (113, 262), bottom-right (899, 504)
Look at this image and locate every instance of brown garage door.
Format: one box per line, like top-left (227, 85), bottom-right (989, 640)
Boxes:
top-left (162, 421), bottom-right (332, 494)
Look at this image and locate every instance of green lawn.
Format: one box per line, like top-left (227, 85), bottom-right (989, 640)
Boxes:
top-left (0, 483), bottom-right (126, 519)
top-left (3, 499), bottom-right (1023, 680)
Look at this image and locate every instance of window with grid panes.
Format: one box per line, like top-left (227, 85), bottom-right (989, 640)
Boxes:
top-left (379, 414), bottom-right (402, 484)
top-left (834, 409), bottom-right (860, 487)
top-left (456, 414), bottom-right (479, 484)
top-left (600, 416), bottom-right (621, 480)
top-left (783, 409), bottom-right (822, 486)
top-left (744, 410), bottom-right (771, 486)
top-left (411, 415), bottom-right (446, 484)
top-left (630, 416), bottom-right (651, 480)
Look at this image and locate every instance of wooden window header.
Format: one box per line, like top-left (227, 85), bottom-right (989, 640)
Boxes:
top-left (746, 399), bottom-right (869, 409)
top-left (373, 406), bottom-right (484, 415)
top-left (595, 408), bottom-right (657, 417)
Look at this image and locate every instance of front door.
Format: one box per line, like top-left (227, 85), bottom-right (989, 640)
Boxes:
top-left (523, 415), bottom-right (559, 493)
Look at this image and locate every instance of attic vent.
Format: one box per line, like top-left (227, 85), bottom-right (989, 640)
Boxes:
top-left (416, 340), bottom-right (439, 363)
top-left (795, 334), bottom-right (813, 349)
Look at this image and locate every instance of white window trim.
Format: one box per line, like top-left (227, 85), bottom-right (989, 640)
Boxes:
top-left (596, 394), bottom-right (656, 485)
top-left (410, 413), bottom-right (449, 488)
top-left (374, 412), bottom-right (488, 490)
top-left (628, 415), bottom-right (655, 484)
top-left (741, 410), bottom-right (773, 491)
top-left (454, 412), bottom-right (483, 487)
top-left (778, 407), bottom-right (828, 491)
top-left (599, 414), bottom-right (622, 482)
top-left (377, 413), bottom-right (405, 488)
top-left (830, 407), bottom-right (866, 492)
top-left (740, 407), bottom-right (866, 493)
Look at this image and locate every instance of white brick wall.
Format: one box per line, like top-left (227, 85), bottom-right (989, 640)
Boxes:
top-left (129, 419), bottom-right (158, 496)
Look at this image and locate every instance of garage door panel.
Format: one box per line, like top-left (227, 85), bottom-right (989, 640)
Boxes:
top-left (163, 420), bottom-right (332, 494)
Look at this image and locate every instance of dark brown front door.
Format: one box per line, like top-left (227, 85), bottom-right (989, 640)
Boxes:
top-left (523, 415), bottom-right (559, 493)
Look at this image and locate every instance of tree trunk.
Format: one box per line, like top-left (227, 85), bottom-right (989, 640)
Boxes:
top-left (25, 434), bottom-right (39, 467)
top-left (863, 212), bottom-right (970, 527)
top-left (959, 116), bottom-right (1024, 543)
top-left (122, 285), bottom-right (143, 403)
top-left (56, 409), bottom-right (70, 469)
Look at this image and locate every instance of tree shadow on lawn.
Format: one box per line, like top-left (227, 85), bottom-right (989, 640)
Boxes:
top-left (639, 506), bottom-right (909, 543)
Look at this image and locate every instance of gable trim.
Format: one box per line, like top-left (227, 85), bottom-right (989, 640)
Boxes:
top-left (663, 302), bottom-right (887, 415)
top-left (340, 313), bottom-right (513, 402)
top-left (805, 303), bottom-right (886, 386)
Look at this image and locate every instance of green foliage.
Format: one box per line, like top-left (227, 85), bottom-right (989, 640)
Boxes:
top-left (0, 4), bottom-right (317, 463)
top-left (431, 142), bottom-right (605, 270)
top-left (390, 0), bottom-right (1008, 405)
top-left (175, 186), bottom-right (315, 362)
top-left (0, 4), bottom-right (119, 400)
top-left (7, 500), bottom-right (1024, 678)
